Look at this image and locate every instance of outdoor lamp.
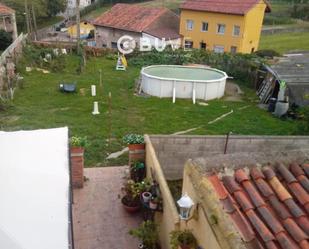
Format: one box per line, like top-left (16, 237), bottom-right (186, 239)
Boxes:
top-left (177, 194), bottom-right (194, 220)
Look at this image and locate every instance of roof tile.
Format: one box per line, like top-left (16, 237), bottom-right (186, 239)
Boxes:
top-left (297, 175), bottom-right (309, 193)
top-left (0, 3), bottom-right (14, 15)
top-left (235, 168), bottom-right (250, 183)
top-left (242, 181), bottom-right (266, 207)
top-left (269, 177), bottom-right (292, 201)
top-left (230, 210), bottom-right (256, 242)
top-left (209, 164), bottom-right (309, 249)
top-left (220, 196), bottom-right (237, 214)
top-left (234, 191), bottom-right (254, 212)
top-left (268, 195), bottom-right (292, 220)
top-left (93, 3), bottom-right (177, 34)
top-left (257, 206), bottom-right (285, 234)
top-left (263, 167), bottom-right (276, 180)
top-left (180, 0), bottom-right (270, 15)
top-left (302, 164), bottom-right (309, 177)
top-left (277, 163), bottom-right (297, 184)
top-left (288, 182), bottom-right (309, 206)
top-left (251, 167), bottom-right (265, 180)
top-left (246, 209), bottom-right (275, 242)
top-left (290, 163), bottom-right (305, 177)
top-left (275, 232), bottom-right (300, 249)
top-left (222, 176), bottom-right (242, 194)
top-left (208, 174), bottom-right (228, 199)
top-left (284, 199), bottom-right (306, 218)
top-left (283, 218), bottom-right (308, 242)
top-left (296, 216), bottom-right (309, 235)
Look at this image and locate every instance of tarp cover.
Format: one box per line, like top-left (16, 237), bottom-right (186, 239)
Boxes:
top-left (0, 127), bottom-right (70, 249)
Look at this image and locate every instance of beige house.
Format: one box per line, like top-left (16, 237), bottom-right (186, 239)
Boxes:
top-left (0, 3), bottom-right (18, 41)
top-left (145, 135), bottom-right (309, 249)
top-left (93, 4), bottom-right (180, 49)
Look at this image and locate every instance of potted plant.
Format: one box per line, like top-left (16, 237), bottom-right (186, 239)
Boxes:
top-left (170, 230), bottom-right (197, 249)
top-left (121, 179), bottom-right (150, 213)
top-left (149, 196), bottom-right (160, 210)
top-left (129, 220), bottom-right (159, 249)
top-left (123, 134), bottom-right (145, 151)
top-left (70, 136), bottom-right (88, 153)
top-left (131, 161), bottom-right (146, 182)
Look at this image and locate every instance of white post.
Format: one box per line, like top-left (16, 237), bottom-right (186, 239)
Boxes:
top-left (91, 85), bottom-right (96, 96)
top-left (192, 82), bottom-right (196, 104)
top-left (172, 81), bottom-right (176, 104)
top-left (92, 101), bottom-right (100, 115)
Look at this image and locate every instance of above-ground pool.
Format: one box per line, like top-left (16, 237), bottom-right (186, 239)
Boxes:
top-left (141, 65), bottom-right (228, 103)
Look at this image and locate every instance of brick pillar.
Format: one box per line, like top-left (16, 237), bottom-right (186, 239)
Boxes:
top-left (70, 147), bottom-right (84, 188)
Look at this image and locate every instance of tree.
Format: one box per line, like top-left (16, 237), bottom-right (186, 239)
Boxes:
top-left (0, 30), bottom-right (12, 51)
top-left (46, 0), bottom-right (67, 17)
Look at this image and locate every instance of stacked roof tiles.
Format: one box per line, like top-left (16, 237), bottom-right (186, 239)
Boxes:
top-left (0, 3), bottom-right (14, 15)
top-left (181, 0), bottom-right (271, 15)
top-left (208, 163), bottom-right (309, 249)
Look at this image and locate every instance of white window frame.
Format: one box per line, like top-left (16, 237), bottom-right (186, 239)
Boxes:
top-left (201, 22), bottom-right (208, 32)
top-left (217, 24), bottom-right (226, 35)
top-left (214, 45), bottom-right (224, 53)
top-left (186, 20), bottom-right (194, 31)
top-left (233, 25), bottom-right (240, 37)
top-left (184, 40), bottom-right (193, 49)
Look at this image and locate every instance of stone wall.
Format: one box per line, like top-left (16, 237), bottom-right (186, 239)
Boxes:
top-left (149, 135), bottom-right (309, 180)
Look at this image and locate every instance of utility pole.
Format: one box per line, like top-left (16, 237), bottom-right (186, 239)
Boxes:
top-left (31, 4), bottom-right (38, 41)
top-left (76, 0), bottom-right (81, 54)
top-left (24, 0), bottom-right (31, 36)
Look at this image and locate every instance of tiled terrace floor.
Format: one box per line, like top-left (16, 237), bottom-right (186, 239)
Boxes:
top-left (73, 167), bottom-right (142, 249)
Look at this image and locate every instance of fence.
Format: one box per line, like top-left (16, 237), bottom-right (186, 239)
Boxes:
top-left (0, 33), bottom-right (27, 66)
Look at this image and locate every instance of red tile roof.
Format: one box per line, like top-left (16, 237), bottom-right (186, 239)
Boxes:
top-left (0, 3), bottom-right (14, 15)
top-left (93, 3), bottom-right (169, 33)
top-left (181, 0), bottom-right (271, 15)
top-left (209, 163), bottom-right (309, 249)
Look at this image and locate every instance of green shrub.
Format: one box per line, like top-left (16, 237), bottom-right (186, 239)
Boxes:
top-left (255, 49), bottom-right (281, 58)
top-left (123, 134), bottom-right (144, 144)
top-left (129, 220), bottom-right (159, 249)
top-left (170, 230), bottom-right (197, 249)
top-left (0, 30), bottom-right (12, 51)
top-left (70, 136), bottom-right (89, 147)
top-left (297, 106), bottom-right (309, 135)
top-left (129, 49), bottom-right (265, 86)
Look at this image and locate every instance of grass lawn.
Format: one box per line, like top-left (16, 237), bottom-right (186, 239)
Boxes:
top-left (260, 32), bottom-right (309, 53)
top-left (0, 55), bottom-right (300, 167)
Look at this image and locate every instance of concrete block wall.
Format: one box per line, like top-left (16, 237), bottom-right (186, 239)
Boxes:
top-left (148, 135), bottom-right (309, 180)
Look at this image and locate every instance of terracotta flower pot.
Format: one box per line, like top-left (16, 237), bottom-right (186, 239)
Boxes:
top-left (128, 143), bottom-right (145, 151)
top-left (70, 147), bottom-right (84, 154)
top-left (121, 196), bottom-right (140, 213)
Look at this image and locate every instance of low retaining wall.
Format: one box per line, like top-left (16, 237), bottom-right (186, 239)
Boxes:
top-left (149, 135), bottom-right (309, 180)
top-left (145, 135), bottom-right (179, 249)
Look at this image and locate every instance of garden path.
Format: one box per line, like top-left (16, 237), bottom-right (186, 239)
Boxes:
top-left (73, 167), bottom-right (142, 249)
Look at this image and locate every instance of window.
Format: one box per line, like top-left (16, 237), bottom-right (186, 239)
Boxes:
top-left (111, 42), bottom-right (118, 49)
top-left (201, 22), bottom-right (208, 32)
top-left (231, 46), bottom-right (237, 54)
top-left (251, 47), bottom-right (255, 53)
top-left (186, 20), bottom-right (194, 31)
top-left (200, 42), bottom-right (206, 49)
top-left (233, 25), bottom-right (240, 36)
top-left (214, 45), bottom-right (224, 53)
top-left (184, 40), bottom-right (193, 49)
top-left (217, 24), bottom-right (226, 34)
